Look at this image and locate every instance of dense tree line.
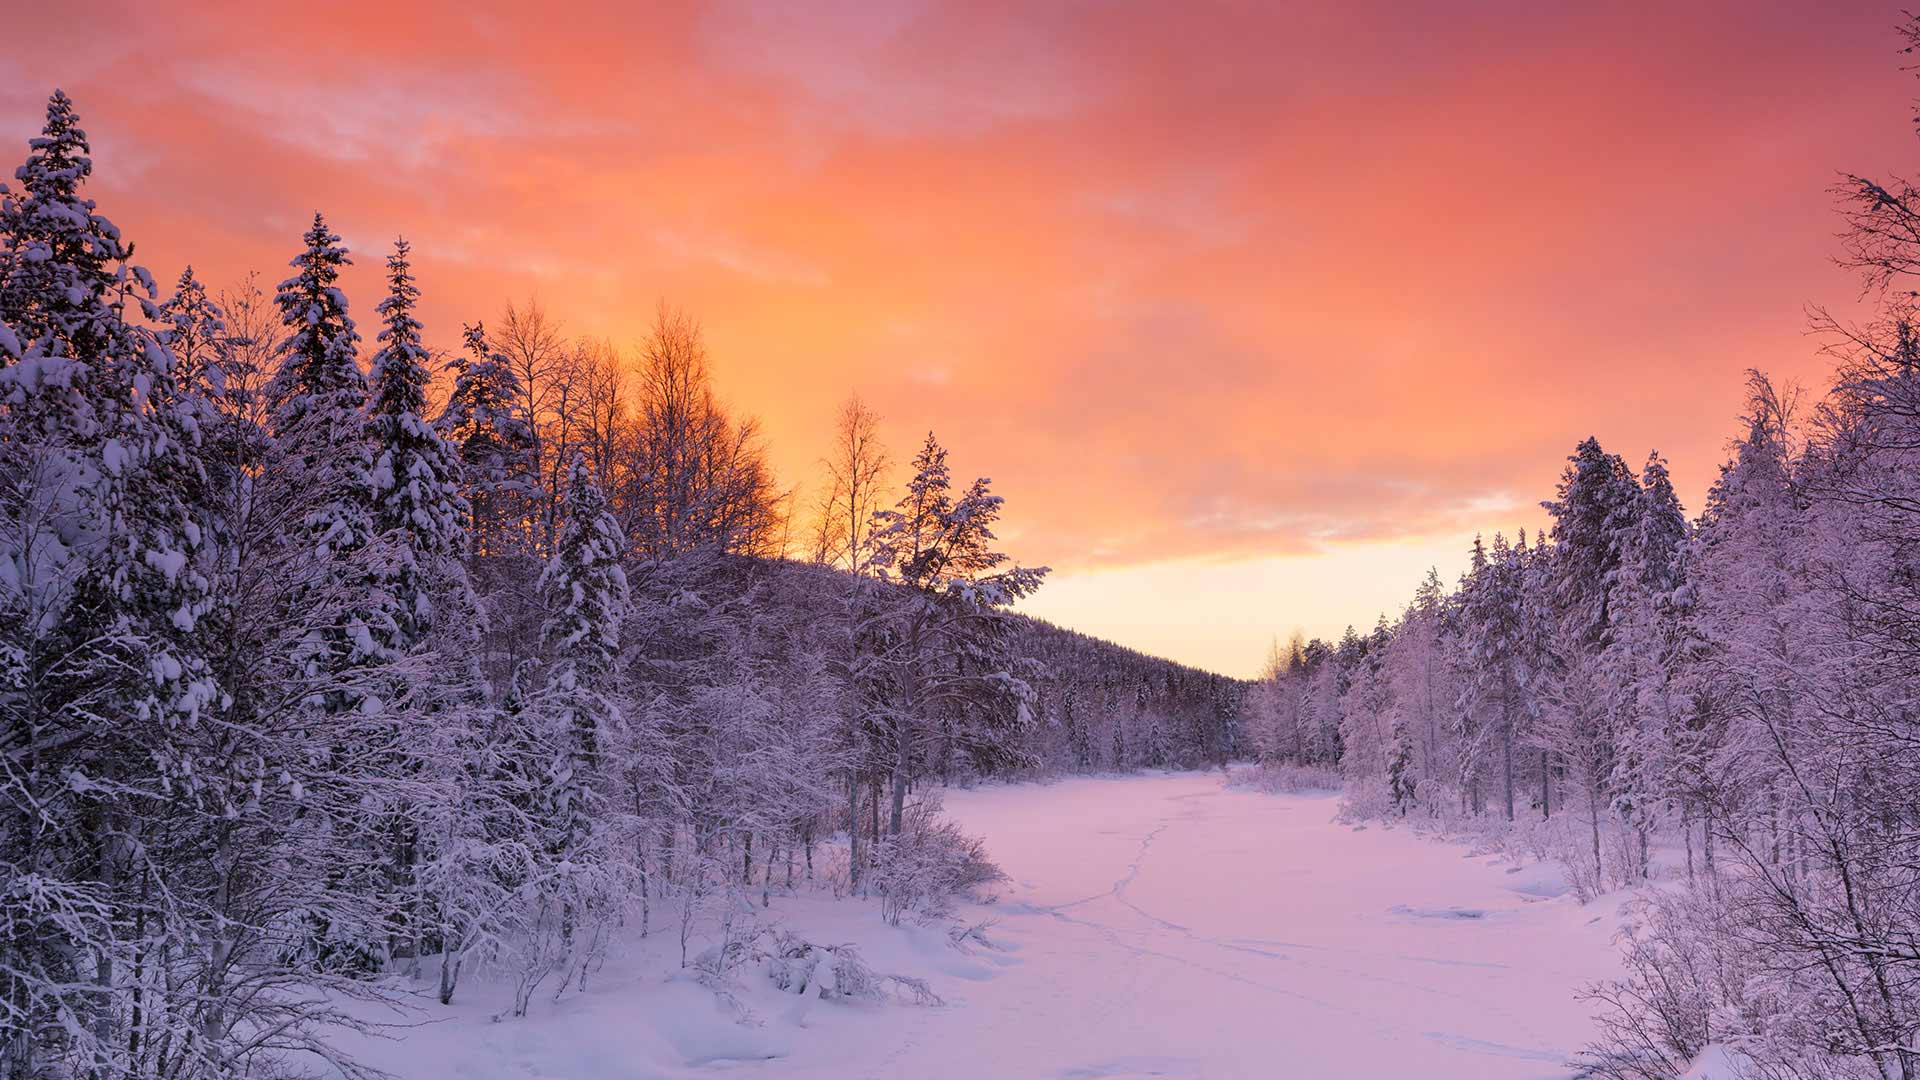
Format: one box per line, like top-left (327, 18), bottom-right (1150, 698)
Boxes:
top-left (1015, 621), bottom-right (1244, 774)
top-left (1247, 368), bottom-right (1917, 1079)
top-left (0, 92), bottom-right (1225, 1079)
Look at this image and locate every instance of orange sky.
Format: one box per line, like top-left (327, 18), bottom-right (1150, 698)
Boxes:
top-left (6, 2), bottom-right (1912, 675)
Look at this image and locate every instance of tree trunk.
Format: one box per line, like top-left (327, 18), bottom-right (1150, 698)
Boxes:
top-left (1500, 698), bottom-right (1515, 822)
top-left (1587, 780), bottom-right (1604, 886)
top-left (891, 618), bottom-right (923, 837)
top-left (1682, 801), bottom-right (1695, 882)
top-left (92, 815), bottom-right (118, 1067)
top-left (846, 772), bottom-right (862, 888)
top-left (1703, 807), bottom-right (1717, 890)
top-left (888, 739), bottom-right (910, 836)
top-left (438, 946), bottom-right (462, 1006)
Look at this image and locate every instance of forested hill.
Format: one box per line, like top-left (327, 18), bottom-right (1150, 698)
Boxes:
top-left (1009, 615), bottom-right (1248, 773)
top-left (641, 554), bottom-right (1249, 785)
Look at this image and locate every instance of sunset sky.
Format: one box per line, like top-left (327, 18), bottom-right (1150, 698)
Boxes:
top-left (6, 2), bottom-right (1912, 676)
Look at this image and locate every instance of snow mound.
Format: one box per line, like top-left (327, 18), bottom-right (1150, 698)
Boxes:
top-left (1682, 1044), bottom-right (1745, 1079)
top-left (1388, 904), bottom-right (1490, 920)
top-left (1059, 1056), bottom-right (1202, 1078)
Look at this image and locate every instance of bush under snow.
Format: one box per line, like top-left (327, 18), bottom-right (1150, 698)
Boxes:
top-left (1228, 761), bottom-right (1345, 795)
top-left (869, 796), bottom-right (1005, 926)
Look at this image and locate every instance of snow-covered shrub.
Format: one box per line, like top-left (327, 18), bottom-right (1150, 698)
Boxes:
top-left (1229, 761), bottom-right (1344, 795)
top-left (946, 919), bottom-right (1001, 955)
top-left (814, 840), bottom-right (855, 900)
top-left (869, 797), bottom-right (1004, 926)
top-left (760, 930), bottom-right (943, 1005)
top-left (689, 900), bottom-right (766, 986)
top-left (1335, 776), bottom-right (1395, 820)
top-left (1578, 888), bottom-right (1756, 1080)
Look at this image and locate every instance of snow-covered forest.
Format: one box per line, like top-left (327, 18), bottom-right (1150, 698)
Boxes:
top-left (0, 90), bottom-right (1244, 1079)
top-left (1235, 97), bottom-right (1920, 1080)
top-left (9, 11), bottom-right (1920, 1079)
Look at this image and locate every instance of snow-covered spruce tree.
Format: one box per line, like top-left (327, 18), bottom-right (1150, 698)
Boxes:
top-left (155, 266), bottom-right (224, 391)
top-left (363, 237), bottom-right (477, 972)
top-left (866, 432), bottom-right (1048, 836)
top-left (0, 89), bottom-right (222, 1078)
top-left (438, 321), bottom-right (541, 692)
top-left (266, 213), bottom-right (419, 977)
top-left (1335, 617), bottom-right (1394, 800)
top-left (1457, 533), bottom-right (1528, 819)
top-left (366, 238), bottom-right (469, 656)
top-left (156, 266), bottom-right (271, 530)
top-left (1536, 437), bottom-right (1642, 888)
top-left (1599, 451), bottom-right (1689, 880)
top-left (1513, 529), bottom-right (1560, 820)
top-left (1577, 372), bottom-right (1895, 1080)
top-left (88, 230), bottom-right (416, 1075)
top-left (1444, 539), bottom-right (1494, 814)
top-left (268, 212), bottom-right (385, 708)
top-left (515, 455), bottom-right (632, 1007)
top-left (1383, 569), bottom-right (1453, 811)
top-left (539, 455), bottom-right (627, 767)
top-left (439, 321), bottom-right (535, 559)
top-left (1299, 632), bottom-right (1349, 769)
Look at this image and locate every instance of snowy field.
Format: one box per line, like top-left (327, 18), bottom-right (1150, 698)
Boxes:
top-left (343, 772), bottom-right (1627, 1079)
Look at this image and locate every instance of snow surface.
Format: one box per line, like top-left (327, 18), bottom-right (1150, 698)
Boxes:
top-left (338, 772), bottom-right (1627, 1079)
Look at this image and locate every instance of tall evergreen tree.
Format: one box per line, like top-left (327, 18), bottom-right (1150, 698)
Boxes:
top-left (868, 433), bottom-right (1047, 834)
top-left (366, 238), bottom-right (468, 655)
top-left (1544, 437), bottom-right (1641, 648)
top-left (1460, 533), bottom-right (1526, 819)
top-left (270, 213), bottom-right (374, 562)
top-left (0, 88), bottom-right (220, 1079)
top-left (155, 266), bottom-right (224, 390)
top-left (1602, 451), bottom-right (1691, 876)
top-left (269, 213), bottom-right (385, 707)
top-left (439, 321), bottom-right (534, 558)
top-left (508, 457), bottom-right (632, 1001)
top-left (540, 455), bottom-right (630, 771)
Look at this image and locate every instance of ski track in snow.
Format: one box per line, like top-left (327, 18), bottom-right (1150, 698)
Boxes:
top-left (341, 772), bottom-right (1625, 1080)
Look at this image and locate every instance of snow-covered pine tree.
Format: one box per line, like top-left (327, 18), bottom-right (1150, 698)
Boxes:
top-left (540, 454), bottom-right (629, 768)
top-left (361, 237), bottom-right (479, 973)
top-left (436, 320), bottom-right (542, 692)
top-left (264, 214), bottom-right (427, 977)
top-left (1459, 532), bottom-right (1527, 819)
top-left (0, 89), bottom-right (221, 1078)
top-left (269, 213), bottom-right (385, 707)
top-left (513, 455), bottom-right (632, 1004)
top-left (439, 321), bottom-right (535, 558)
top-left (1335, 615), bottom-right (1394, 793)
top-left (1601, 451), bottom-right (1690, 877)
top-left (867, 432), bottom-right (1048, 834)
top-left (367, 238), bottom-right (469, 655)
top-left (1538, 437), bottom-right (1642, 888)
top-left (155, 265), bottom-right (260, 508)
top-left (1391, 569), bottom-right (1452, 804)
top-left (155, 265), bottom-right (224, 390)
top-left (1509, 529), bottom-right (1560, 817)
top-left (1544, 437), bottom-right (1641, 650)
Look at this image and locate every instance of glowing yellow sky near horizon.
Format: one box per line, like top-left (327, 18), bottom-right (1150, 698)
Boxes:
top-left (1018, 532), bottom-right (1509, 680)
